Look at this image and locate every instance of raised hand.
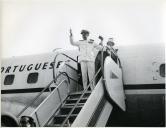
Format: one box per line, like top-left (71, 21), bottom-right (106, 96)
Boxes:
top-left (69, 29), bottom-right (73, 37)
top-left (98, 35), bottom-right (103, 41)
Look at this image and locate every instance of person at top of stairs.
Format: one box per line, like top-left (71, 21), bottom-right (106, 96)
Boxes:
top-left (69, 29), bottom-right (102, 90)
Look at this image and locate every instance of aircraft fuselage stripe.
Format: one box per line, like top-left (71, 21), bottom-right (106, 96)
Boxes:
top-left (1, 84), bottom-right (165, 94)
top-left (1, 87), bottom-right (56, 94)
top-left (124, 84), bottom-right (165, 90)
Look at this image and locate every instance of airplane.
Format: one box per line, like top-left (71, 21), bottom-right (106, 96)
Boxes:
top-left (1, 43), bottom-right (165, 127)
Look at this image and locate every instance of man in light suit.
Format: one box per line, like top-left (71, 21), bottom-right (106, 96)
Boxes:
top-left (69, 29), bottom-right (102, 90)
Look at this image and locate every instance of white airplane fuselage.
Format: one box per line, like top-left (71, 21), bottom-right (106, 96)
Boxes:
top-left (1, 43), bottom-right (165, 126)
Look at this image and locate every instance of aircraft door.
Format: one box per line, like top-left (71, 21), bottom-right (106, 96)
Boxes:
top-left (104, 56), bottom-right (126, 111)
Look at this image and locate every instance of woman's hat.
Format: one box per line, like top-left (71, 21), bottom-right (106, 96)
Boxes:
top-left (107, 41), bottom-right (115, 46)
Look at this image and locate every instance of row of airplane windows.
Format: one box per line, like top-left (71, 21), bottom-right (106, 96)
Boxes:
top-left (4, 72), bottom-right (38, 85)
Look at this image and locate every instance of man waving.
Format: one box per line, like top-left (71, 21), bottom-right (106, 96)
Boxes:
top-left (69, 29), bottom-right (102, 90)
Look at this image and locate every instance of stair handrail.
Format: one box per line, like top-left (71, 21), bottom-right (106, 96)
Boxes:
top-left (101, 47), bottom-right (105, 79)
top-left (60, 53), bottom-right (77, 63)
top-left (17, 51), bottom-right (79, 118)
top-left (17, 52), bottom-right (80, 125)
top-left (29, 79), bottom-right (69, 126)
top-left (17, 72), bottom-right (70, 118)
top-left (52, 52), bottom-right (81, 86)
top-left (52, 52), bottom-right (78, 83)
top-left (53, 51), bottom-right (78, 63)
top-left (61, 67), bottom-right (101, 126)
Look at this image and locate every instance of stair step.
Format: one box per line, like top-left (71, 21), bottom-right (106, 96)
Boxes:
top-left (65, 97), bottom-right (88, 104)
top-left (51, 123), bottom-right (70, 127)
top-left (53, 114), bottom-right (77, 125)
top-left (64, 103), bottom-right (85, 106)
top-left (68, 92), bottom-right (91, 99)
top-left (62, 105), bottom-right (83, 109)
top-left (55, 114), bottom-right (77, 118)
top-left (60, 106), bottom-right (82, 115)
top-left (70, 91), bottom-right (91, 95)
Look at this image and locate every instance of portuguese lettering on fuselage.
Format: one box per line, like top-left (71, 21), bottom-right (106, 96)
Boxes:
top-left (1, 62), bottom-right (54, 73)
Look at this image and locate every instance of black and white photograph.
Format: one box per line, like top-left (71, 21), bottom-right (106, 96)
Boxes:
top-left (1, 0), bottom-right (165, 127)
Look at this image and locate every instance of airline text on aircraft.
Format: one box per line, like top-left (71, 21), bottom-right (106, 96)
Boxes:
top-left (1, 62), bottom-right (54, 73)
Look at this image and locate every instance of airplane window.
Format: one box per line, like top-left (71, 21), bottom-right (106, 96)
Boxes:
top-left (4, 74), bottom-right (15, 85)
top-left (27, 72), bottom-right (39, 84)
top-left (159, 64), bottom-right (165, 77)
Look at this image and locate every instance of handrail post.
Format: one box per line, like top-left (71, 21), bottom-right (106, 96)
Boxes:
top-left (101, 47), bottom-right (104, 79)
top-left (35, 112), bottom-right (40, 127)
top-left (49, 86), bottom-right (52, 93)
top-left (67, 119), bottom-right (70, 126)
top-left (57, 87), bottom-right (62, 104)
top-left (66, 80), bottom-right (70, 95)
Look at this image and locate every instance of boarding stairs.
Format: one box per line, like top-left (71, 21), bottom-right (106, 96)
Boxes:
top-left (17, 50), bottom-right (126, 127)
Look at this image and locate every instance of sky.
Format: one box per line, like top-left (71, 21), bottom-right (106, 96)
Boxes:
top-left (1, 0), bottom-right (166, 58)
